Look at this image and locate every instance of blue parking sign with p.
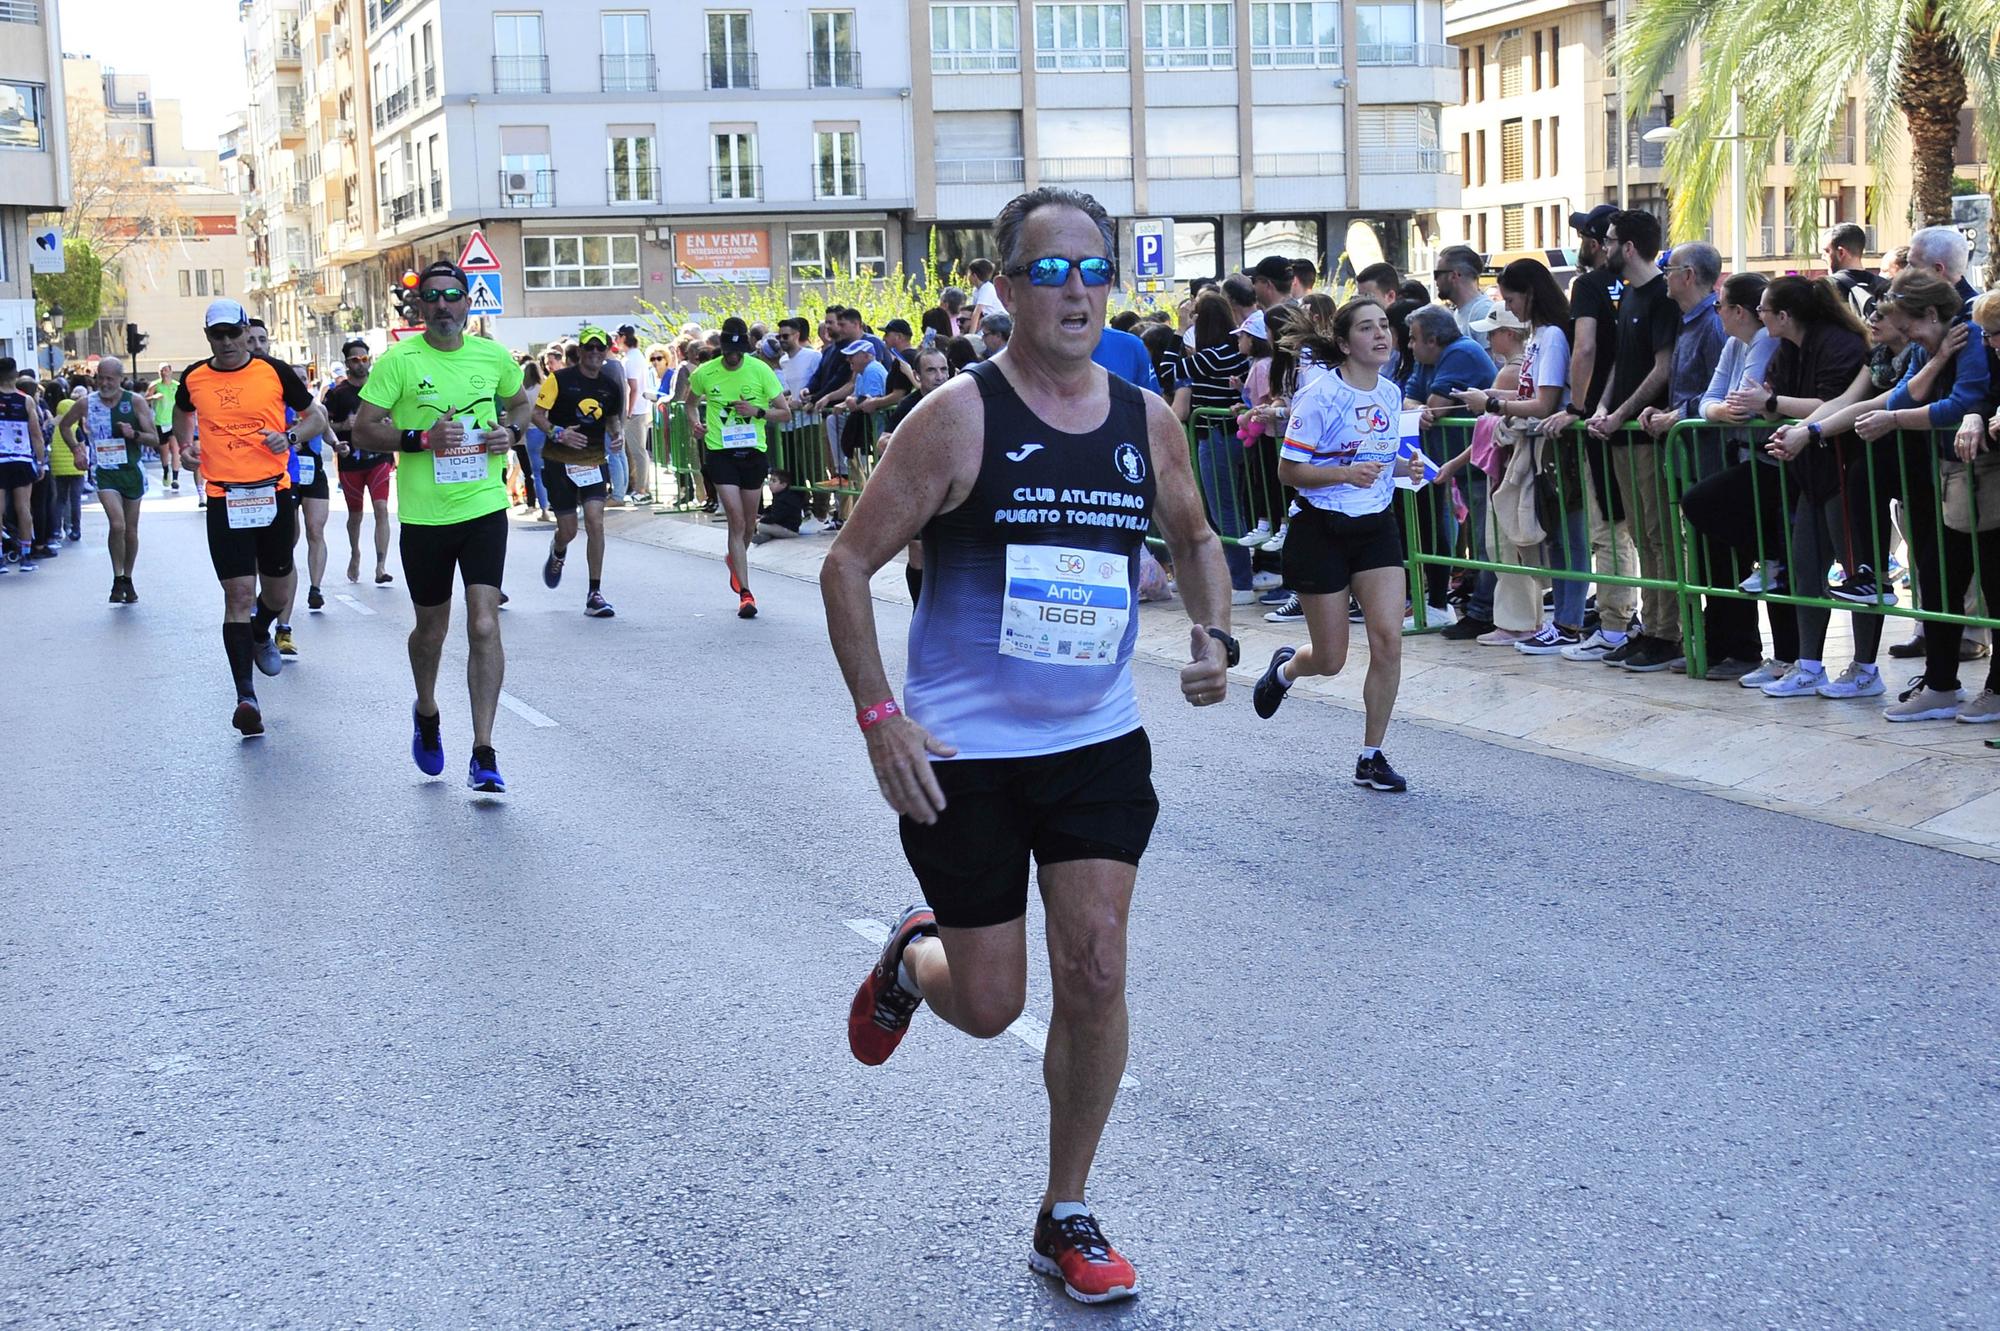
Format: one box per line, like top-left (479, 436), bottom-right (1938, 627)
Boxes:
top-left (1137, 232), bottom-right (1164, 276)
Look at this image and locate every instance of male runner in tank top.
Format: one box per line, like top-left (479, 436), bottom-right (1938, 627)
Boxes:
top-left (822, 187), bottom-right (1235, 1306)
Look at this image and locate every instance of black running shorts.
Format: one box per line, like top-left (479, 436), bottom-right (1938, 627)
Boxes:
top-left (399, 509), bottom-right (509, 607)
top-left (205, 486), bottom-right (299, 581)
top-left (541, 458), bottom-right (610, 515)
top-left (291, 451), bottom-right (331, 502)
top-left (1280, 504), bottom-right (1405, 595)
top-left (899, 728), bottom-right (1159, 930)
top-left (701, 447), bottom-right (769, 492)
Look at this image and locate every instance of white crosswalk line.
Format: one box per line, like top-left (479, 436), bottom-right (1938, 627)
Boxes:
top-left (841, 918), bottom-right (1137, 1089)
top-left (498, 691), bottom-right (558, 728)
top-left (334, 594), bottom-right (376, 616)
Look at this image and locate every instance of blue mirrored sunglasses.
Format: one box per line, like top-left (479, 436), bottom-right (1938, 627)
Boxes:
top-left (1007, 256), bottom-right (1117, 288)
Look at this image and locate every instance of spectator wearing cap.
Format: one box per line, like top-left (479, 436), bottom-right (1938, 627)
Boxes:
top-left (806, 307), bottom-right (894, 512)
top-left (980, 312), bottom-right (1012, 358)
top-left (1355, 262), bottom-right (1402, 306)
top-left (1433, 245), bottom-right (1495, 353)
top-left (1249, 255), bottom-right (1294, 310)
top-left (1471, 307), bottom-right (1529, 388)
top-left (880, 317), bottom-right (921, 398)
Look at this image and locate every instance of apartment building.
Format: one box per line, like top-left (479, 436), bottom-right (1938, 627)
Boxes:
top-left (247, 0), bottom-right (1467, 355)
top-left (1441, 0), bottom-right (1917, 272)
top-left (0, 0), bottom-right (67, 366)
top-left (58, 57), bottom-right (251, 366)
top-left (917, 0), bottom-right (1459, 278)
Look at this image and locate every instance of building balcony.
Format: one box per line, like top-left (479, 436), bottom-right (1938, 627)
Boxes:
top-left (710, 165), bottom-right (762, 203)
top-left (935, 157), bottom-right (1026, 184)
top-left (289, 182), bottom-right (310, 207)
top-left (1035, 47), bottom-right (1127, 72)
top-left (499, 168), bottom-right (555, 208)
top-left (1250, 43), bottom-right (1339, 68)
top-left (1356, 41), bottom-right (1456, 67)
top-left (379, 189), bottom-right (419, 230)
top-left (1149, 154), bottom-right (1238, 179)
top-left (0, 0), bottom-right (40, 22)
top-left (1039, 156), bottom-right (1134, 182)
top-left (1357, 147), bottom-right (1456, 175)
top-left (813, 163), bottom-right (865, 201)
top-left (608, 167), bottom-right (661, 205)
top-left (807, 49), bottom-right (862, 88)
top-left (244, 264), bottom-right (272, 292)
top-left (602, 53), bottom-right (657, 93)
top-left (372, 81), bottom-right (418, 131)
top-left (1254, 151), bottom-right (1347, 177)
top-left (493, 55), bottom-right (550, 95)
top-left (706, 50), bottom-right (758, 89)
top-left (430, 176), bottom-right (443, 211)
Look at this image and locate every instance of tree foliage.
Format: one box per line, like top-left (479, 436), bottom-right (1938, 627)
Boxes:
top-left (57, 90), bottom-right (191, 267)
top-left (1619, 0), bottom-right (2000, 258)
top-left (31, 237), bottom-right (105, 328)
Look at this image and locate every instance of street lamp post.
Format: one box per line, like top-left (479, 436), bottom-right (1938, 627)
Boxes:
top-left (1644, 93), bottom-right (1761, 273)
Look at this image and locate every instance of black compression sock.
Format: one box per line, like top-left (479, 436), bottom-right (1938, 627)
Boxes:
top-left (222, 622), bottom-right (256, 697)
top-left (905, 566), bottom-right (922, 603)
top-left (589, 578), bottom-right (601, 593)
top-left (250, 599), bottom-right (278, 641)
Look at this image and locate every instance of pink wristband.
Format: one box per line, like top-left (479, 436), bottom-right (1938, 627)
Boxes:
top-left (857, 698), bottom-right (901, 731)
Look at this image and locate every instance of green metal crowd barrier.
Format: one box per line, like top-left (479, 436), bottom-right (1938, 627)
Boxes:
top-left (655, 399), bottom-right (871, 508)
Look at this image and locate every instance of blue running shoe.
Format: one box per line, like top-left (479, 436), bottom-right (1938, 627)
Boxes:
top-left (411, 704), bottom-right (445, 776)
top-left (467, 745), bottom-right (505, 793)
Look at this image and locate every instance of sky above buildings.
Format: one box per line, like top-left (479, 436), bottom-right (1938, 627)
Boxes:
top-left (58, 0), bottom-right (249, 147)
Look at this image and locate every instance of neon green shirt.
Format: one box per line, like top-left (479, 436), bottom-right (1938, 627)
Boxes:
top-left (688, 356), bottom-right (785, 453)
top-left (360, 335), bottom-right (524, 526)
top-left (150, 377), bottom-right (177, 429)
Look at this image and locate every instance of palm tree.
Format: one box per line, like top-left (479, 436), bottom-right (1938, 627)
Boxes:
top-left (1620, 0), bottom-right (2000, 275)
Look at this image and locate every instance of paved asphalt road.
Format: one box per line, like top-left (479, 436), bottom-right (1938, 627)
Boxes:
top-left (4, 491), bottom-right (1997, 1330)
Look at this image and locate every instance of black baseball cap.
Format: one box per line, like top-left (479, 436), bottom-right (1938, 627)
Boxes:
top-left (1251, 255), bottom-right (1295, 285)
top-left (718, 317), bottom-right (752, 353)
top-left (883, 317), bottom-right (913, 338)
top-left (1568, 204), bottom-right (1619, 241)
top-left (419, 259), bottom-right (471, 290)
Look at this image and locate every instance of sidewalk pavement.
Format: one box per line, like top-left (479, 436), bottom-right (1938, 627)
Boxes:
top-left (596, 507), bottom-right (2000, 864)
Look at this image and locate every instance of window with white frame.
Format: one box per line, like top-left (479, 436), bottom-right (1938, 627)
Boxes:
top-left (790, 227), bottom-right (887, 280)
top-left (814, 126), bottom-right (862, 198)
top-left (493, 13), bottom-right (547, 92)
top-left (1354, 2), bottom-right (1417, 63)
top-left (602, 11), bottom-right (653, 91)
top-left (1035, 4), bottom-right (1126, 71)
top-left (809, 9), bottom-right (860, 88)
top-left (707, 10), bottom-right (755, 87)
top-left (1250, 1), bottom-right (1338, 67)
top-left (1143, 3), bottom-right (1232, 69)
top-left (608, 128), bottom-right (657, 202)
top-left (931, 3), bottom-right (1021, 73)
top-left (522, 233), bottom-right (641, 289)
top-left (711, 128), bottom-right (760, 199)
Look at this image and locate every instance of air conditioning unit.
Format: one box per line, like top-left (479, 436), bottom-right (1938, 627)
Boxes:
top-left (505, 171), bottom-right (532, 195)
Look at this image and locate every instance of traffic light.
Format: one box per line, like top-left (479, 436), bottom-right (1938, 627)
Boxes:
top-left (125, 323), bottom-right (148, 357)
top-left (394, 270), bottom-right (420, 324)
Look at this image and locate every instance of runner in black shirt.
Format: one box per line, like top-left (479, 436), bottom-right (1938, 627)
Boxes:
top-left (534, 325), bottom-right (623, 617)
top-left (324, 339), bottom-right (396, 585)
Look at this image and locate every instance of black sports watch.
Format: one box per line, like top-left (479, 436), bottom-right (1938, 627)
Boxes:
top-left (1205, 626), bottom-right (1241, 667)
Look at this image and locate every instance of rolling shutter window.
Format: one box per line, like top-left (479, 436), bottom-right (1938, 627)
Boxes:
top-left (1497, 34), bottom-right (1522, 97)
top-left (1500, 118), bottom-right (1523, 182)
top-left (1502, 204), bottom-right (1525, 251)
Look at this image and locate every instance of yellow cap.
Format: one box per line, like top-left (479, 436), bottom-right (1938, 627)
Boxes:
top-left (577, 324), bottom-right (611, 346)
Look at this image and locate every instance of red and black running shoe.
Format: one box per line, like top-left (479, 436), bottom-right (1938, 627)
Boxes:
top-left (1031, 1207), bottom-right (1138, 1304)
top-left (738, 591), bottom-right (758, 619)
top-left (847, 905), bottom-right (935, 1065)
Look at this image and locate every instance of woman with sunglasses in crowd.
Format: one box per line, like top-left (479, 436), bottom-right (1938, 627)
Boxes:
top-left (1251, 299), bottom-right (1426, 793)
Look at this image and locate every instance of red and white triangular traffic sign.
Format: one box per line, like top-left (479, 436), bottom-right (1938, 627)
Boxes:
top-left (457, 229), bottom-right (502, 273)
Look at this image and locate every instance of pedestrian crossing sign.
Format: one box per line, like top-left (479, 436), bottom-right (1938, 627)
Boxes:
top-left (466, 272), bottom-right (504, 317)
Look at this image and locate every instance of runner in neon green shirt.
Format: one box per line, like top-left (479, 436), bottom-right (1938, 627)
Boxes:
top-left (148, 364), bottom-right (185, 492)
top-left (687, 317), bottom-right (789, 619)
top-left (352, 260), bottom-right (533, 794)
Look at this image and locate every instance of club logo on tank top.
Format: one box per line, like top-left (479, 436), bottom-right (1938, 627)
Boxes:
top-left (1113, 441), bottom-right (1145, 485)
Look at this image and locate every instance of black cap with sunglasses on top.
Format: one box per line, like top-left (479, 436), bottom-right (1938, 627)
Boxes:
top-left (1251, 255), bottom-right (1295, 286)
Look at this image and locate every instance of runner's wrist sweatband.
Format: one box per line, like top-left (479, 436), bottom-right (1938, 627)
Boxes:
top-left (857, 698), bottom-right (900, 731)
top-left (400, 429), bottom-right (427, 452)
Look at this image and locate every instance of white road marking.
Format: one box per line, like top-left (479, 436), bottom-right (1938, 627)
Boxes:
top-left (498, 691), bottom-right (558, 728)
top-left (841, 918), bottom-right (1137, 1090)
top-left (334, 594), bottom-right (376, 617)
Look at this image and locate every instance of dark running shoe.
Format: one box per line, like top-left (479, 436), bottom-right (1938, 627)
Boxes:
top-left (738, 591), bottom-right (758, 619)
top-left (1829, 565), bottom-right (1889, 605)
top-left (584, 590), bottom-right (616, 618)
top-left (1263, 594), bottom-right (1304, 624)
top-left (542, 536), bottom-right (565, 589)
top-left (1354, 752), bottom-right (1408, 793)
top-left (1253, 645), bottom-right (1296, 720)
top-left (109, 579), bottom-right (123, 603)
top-left (1439, 615), bottom-right (1493, 641)
top-left (307, 585), bottom-right (325, 611)
top-left (231, 697), bottom-right (264, 737)
top-left (467, 745), bottom-right (505, 794)
top-left (1600, 634), bottom-right (1643, 667)
top-left (848, 905), bottom-right (936, 1065)
top-left (411, 704), bottom-right (445, 777)
top-left (1031, 1208), bottom-right (1138, 1305)
top-left (252, 633), bottom-right (283, 677)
